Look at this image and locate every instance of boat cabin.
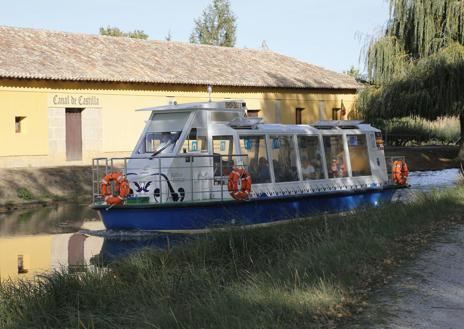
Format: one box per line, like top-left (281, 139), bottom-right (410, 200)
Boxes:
top-left (94, 100), bottom-right (388, 205)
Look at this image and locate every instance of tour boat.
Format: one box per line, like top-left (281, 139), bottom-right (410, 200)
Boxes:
top-left (92, 100), bottom-right (408, 232)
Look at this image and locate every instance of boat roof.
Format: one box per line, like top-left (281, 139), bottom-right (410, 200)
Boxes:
top-left (235, 123), bottom-right (379, 133)
top-left (136, 100), bottom-right (247, 113)
top-left (313, 120), bottom-right (364, 127)
top-left (229, 117), bottom-right (378, 133)
top-left (136, 100), bottom-right (380, 133)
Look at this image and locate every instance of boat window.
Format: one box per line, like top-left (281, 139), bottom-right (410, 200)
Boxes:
top-left (239, 136), bottom-right (271, 184)
top-left (181, 128), bottom-right (207, 153)
top-left (139, 112), bottom-right (189, 154)
top-left (246, 110), bottom-right (260, 118)
top-left (297, 136), bottom-right (324, 180)
top-left (347, 135), bottom-right (372, 176)
top-left (147, 112), bottom-right (189, 132)
top-left (269, 135), bottom-right (299, 183)
top-left (213, 135), bottom-right (235, 176)
top-left (145, 132), bottom-right (181, 155)
top-left (323, 135), bottom-right (348, 178)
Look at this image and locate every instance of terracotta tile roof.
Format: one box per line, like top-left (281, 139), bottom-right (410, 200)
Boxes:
top-left (0, 26), bottom-right (359, 89)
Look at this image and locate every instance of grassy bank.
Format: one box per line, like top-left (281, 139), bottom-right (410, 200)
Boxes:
top-left (378, 116), bottom-right (461, 146)
top-left (1, 187), bottom-right (464, 329)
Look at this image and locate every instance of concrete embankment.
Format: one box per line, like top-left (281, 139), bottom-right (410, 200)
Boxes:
top-left (0, 166), bottom-right (91, 212)
top-left (385, 145), bottom-right (461, 171)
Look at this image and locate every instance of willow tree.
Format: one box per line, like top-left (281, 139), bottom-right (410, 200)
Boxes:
top-left (360, 0), bottom-right (464, 158)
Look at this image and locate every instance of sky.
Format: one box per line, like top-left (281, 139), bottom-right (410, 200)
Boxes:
top-left (0, 0), bottom-right (390, 73)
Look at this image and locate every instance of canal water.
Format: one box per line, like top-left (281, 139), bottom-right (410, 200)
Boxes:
top-left (0, 169), bottom-right (461, 281)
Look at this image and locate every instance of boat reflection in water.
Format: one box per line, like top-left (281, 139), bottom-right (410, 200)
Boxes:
top-left (0, 205), bottom-right (193, 281)
top-left (89, 231), bottom-right (193, 264)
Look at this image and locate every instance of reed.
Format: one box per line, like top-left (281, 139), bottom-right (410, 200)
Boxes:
top-left (1, 187), bottom-right (464, 329)
top-left (373, 116), bottom-right (461, 146)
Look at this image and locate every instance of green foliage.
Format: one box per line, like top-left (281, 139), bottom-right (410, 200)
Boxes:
top-left (360, 0), bottom-right (464, 153)
top-left (127, 30), bottom-right (149, 40)
top-left (344, 66), bottom-right (366, 82)
top-left (367, 0), bottom-right (464, 84)
top-left (99, 26), bottom-right (149, 39)
top-left (190, 0), bottom-right (237, 47)
top-left (16, 187), bottom-right (33, 201)
top-left (376, 117), bottom-right (461, 145)
top-left (360, 43), bottom-right (464, 121)
top-left (388, 0), bottom-right (464, 58)
top-left (366, 36), bottom-right (411, 85)
top-left (2, 187), bottom-right (464, 328)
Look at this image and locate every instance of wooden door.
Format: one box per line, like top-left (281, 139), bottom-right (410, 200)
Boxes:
top-left (65, 109), bottom-right (83, 161)
top-left (295, 108), bottom-right (305, 124)
top-left (332, 108), bottom-right (340, 120)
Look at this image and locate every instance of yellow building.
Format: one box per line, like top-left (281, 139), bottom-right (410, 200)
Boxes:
top-left (0, 26), bottom-right (359, 168)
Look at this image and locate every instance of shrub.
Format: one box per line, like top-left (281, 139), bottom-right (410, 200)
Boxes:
top-left (16, 187), bottom-right (33, 201)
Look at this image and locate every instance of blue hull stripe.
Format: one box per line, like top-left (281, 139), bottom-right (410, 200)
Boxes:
top-left (97, 188), bottom-right (398, 232)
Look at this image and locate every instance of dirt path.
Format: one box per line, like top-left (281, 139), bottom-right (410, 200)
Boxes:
top-left (357, 225), bottom-right (464, 328)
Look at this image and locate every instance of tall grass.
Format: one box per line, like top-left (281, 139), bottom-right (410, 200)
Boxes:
top-left (1, 187), bottom-right (464, 329)
top-left (374, 116), bottom-right (461, 146)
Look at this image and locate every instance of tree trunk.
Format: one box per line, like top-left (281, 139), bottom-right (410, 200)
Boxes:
top-left (459, 113), bottom-right (464, 161)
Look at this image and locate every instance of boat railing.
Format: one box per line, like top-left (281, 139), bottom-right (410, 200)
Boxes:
top-left (92, 154), bottom-right (248, 206)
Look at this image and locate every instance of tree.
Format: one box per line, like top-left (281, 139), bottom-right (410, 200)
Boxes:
top-left (344, 66), bottom-right (366, 83)
top-left (360, 0), bottom-right (464, 159)
top-left (189, 0), bottom-right (237, 47)
top-left (99, 26), bottom-right (149, 39)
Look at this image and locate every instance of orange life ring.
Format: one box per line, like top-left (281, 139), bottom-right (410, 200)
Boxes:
top-left (228, 168), bottom-right (252, 201)
top-left (392, 160), bottom-right (409, 185)
top-left (100, 172), bottom-right (130, 205)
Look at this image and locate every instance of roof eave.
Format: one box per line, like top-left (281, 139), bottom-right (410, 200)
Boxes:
top-left (0, 75), bottom-right (360, 91)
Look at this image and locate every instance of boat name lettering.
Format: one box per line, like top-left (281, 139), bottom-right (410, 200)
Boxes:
top-left (225, 101), bottom-right (242, 109)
